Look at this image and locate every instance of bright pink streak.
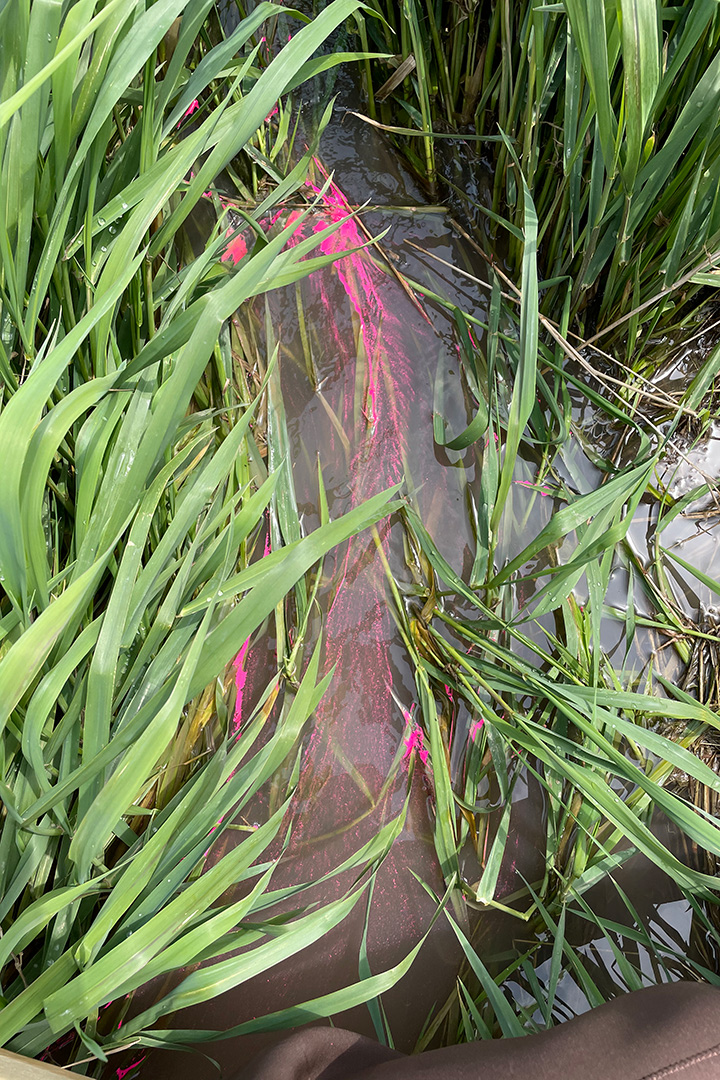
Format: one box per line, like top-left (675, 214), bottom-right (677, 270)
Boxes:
top-left (403, 726), bottom-right (429, 767)
top-left (308, 173), bottom-right (382, 428)
top-left (232, 638), bottom-right (250, 735)
top-left (116, 1059), bottom-right (145, 1080)
top-left (469, 719), bottom-right (484, 742)
top-left (182, 99), bottom-right (199, 120)
top-left (222, 230), bottom-right (248, 266)
top-left (402, 707), bottom-right (428, 767)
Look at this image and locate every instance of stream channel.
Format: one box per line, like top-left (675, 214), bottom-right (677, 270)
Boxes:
top-left (128, 62), bottom-right (720, 1080)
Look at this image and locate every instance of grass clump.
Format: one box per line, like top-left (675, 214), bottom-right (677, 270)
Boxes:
top-left (341, 0), bottom-right (720, 1037)
top-left (358, 0), bottom-right (720, 348)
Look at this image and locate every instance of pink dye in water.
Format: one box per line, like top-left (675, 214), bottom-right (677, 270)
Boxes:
top-left (129, 169), bottom-right (470, 1077)
top-left (116, 1058), bottom-right (145, 1080)
top-left (222, 231), bottom-right (248, 266)
top-left (208, 170), bottom-right (462, 1043)
top-left (469, 718), bottom-right (484, 742)
top-left (402, 725), bottom-right (429, 767)
top-left (229, 165), bottom-right (454, 864)
top-left (232, 638), bottom-right (250, 736)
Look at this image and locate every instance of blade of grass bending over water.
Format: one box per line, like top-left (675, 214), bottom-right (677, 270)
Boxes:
top-left (117, 879), bottom-right (457, 1050)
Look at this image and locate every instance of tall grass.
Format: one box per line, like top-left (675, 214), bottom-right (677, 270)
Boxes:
top-left (0, 0), bottom-right (413, 1068)
top-left (340, 0), bottom-right (720, 1034)
top-left (358, 0), bottom-right (720, 350)
top-left (382, 233), bottom-right (720, 1036)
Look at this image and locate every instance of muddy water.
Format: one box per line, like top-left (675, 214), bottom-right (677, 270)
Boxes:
top-left (130, 78), bottom-right (720, 1077)
top-left (502, 347), bottom-right (720, 1019)
top-left (563, 347), bottom-right (720, 681)
top-left (129, 104), bottom-right (504, 1078)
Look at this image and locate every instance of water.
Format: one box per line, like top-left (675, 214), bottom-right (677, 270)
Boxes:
top-left (127, 96), bottom-right (492, 1078)
top-left (127, 74), bottom-right (720, 1077)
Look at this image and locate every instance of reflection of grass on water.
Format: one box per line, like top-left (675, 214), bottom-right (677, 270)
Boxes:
top-left (3, 0), bottom-right (720, 1070)
top-left (351, 0), bottom-right (720, 1043)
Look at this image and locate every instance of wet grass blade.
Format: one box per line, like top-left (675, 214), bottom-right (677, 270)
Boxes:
top-left (490, 134), bottom-right (537, 536)
top-left (618, 0), bottom-right (659, 188)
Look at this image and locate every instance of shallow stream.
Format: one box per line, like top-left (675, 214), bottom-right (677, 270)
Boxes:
top-left (132, 70), bottom-right (720, 1079)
